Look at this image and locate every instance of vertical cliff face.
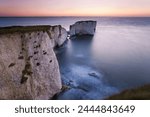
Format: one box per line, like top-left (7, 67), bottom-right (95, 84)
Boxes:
top-left (0, 26), bottom-right (67, 99)
top-left (70, 21), bottom-right (97, 37)
top-left (48, 25), bottom-right (67, 48)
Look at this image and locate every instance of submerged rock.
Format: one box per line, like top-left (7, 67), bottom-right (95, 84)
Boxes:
top-left (88, 72), bottom-right (100, 78)
top-left (0, 26), bottom-right (65, 99)
top-left (69, 20), bottom-right (97, 37)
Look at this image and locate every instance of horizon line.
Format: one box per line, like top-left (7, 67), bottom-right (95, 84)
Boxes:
top-left (0, 15), bottom-right (150, 18)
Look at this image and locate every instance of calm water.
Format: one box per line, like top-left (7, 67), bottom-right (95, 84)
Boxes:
top-left (1, 17), bottom-right (150, 99)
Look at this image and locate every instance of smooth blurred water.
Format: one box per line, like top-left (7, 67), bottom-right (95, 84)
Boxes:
top-left (1, 17), bottom-right (150, 30)
top-left (1, 17), bottom-right (150, 99)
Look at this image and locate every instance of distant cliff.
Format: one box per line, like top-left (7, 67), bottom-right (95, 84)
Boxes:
top-left (0, 25), bottom-right (67, 99)
top-left (69, 21), bottom-right (97, 37)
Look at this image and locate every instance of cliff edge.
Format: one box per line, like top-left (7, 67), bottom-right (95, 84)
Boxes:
top-left (0, 26), bottom-right (67, 99)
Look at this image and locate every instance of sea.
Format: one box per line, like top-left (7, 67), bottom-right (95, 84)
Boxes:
top-left (0, 17), bottom-right (150, 99)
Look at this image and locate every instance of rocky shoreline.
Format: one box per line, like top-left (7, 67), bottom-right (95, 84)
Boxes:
top-left (1, 21), bottom-right (148, 100)
top-left (0, 21), bottom-right (97, 99)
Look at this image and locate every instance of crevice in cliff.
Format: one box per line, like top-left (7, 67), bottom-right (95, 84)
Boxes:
top-left (8, 63), bottom-right (16, 68)
top-left (46, 30), bottom-right (52, 39)
top-left (58, 25), bottom-right (62, 38)
top-left (21, 62), bottom-right (32, 84)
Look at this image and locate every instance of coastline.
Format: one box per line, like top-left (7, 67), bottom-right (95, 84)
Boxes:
top-left (0, 19), bottom-right (150, 100)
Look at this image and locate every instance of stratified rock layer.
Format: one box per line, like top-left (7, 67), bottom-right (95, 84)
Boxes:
top-left (0, 25), bottom-right (67, 99)
top-left (70, 21), bottom-right (97, 37)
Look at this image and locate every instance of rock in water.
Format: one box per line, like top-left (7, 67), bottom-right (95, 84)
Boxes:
top-left (69, 21), bottom-right (97, 37)
top-left (0, 26), bottom-right (66, 99)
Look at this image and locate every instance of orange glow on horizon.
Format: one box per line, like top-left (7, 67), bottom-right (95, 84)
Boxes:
top-left (1, 10), bottom-right (150, 17)
top-left (0, 0), bottom-right (150, 17)
top-left (1, 9), bottom-right (150, 17)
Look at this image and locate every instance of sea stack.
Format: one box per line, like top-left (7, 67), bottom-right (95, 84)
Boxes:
top-left (69, 20), bottom-right (97, 37)
top-left (0, 25), bottom-right (67, 99)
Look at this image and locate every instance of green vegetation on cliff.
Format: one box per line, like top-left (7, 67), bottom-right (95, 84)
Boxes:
top-left (0, 26), bottom-right (51, 34)
top-left (107, 84), bottom-right (150, 100)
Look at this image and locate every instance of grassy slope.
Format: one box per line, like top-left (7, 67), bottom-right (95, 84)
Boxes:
top-left (107, 84), bottom-right (150, 100)
top-left (0, 26), bottom-right (51, 34)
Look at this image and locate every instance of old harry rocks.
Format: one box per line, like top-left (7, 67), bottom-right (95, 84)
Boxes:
top-left (69, 20), bottom-right (97, 37)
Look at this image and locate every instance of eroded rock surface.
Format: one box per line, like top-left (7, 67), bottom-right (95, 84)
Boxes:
top-left (48, 25), bottom-right (67, 48)
top-left (0, 26), bottom-right (67, 99)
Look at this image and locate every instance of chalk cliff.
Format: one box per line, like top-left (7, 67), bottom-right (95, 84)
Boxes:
top-left (48, 25), bottom-right (67, 48)
top-left (0, 25), bottom-right (67, 99)
top-left (69, 21), bottom-right (97, 37)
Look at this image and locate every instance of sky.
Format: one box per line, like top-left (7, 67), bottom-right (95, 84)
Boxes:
top-left (0, 0), bottom-right (150, 17)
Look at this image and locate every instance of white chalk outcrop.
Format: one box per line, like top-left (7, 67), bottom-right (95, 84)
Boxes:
top-left (69, 21), bottom-right (97, 37)
top-left (49, 25), bottom-right (67, 48)
top-left (0, 25), bottom-right (67, 99)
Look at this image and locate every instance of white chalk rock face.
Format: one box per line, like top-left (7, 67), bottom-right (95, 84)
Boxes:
top-left (70, 21), bottom-right (97, 37)
top-left (48, 25), bottom-right (67, 48)
top-left (0, 30), bottom-right (62, 99)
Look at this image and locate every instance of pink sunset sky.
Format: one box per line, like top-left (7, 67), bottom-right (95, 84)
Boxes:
top-left (0, 0), bottom-right (150, 16)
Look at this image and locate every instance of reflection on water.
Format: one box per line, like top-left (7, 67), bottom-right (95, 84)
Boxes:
top-left (91, 26), bottom-right (150, 89)
top-left (56, 25), bottom-right (150, 100)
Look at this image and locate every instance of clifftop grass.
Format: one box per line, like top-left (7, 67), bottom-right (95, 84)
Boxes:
top-left (0, 25), bottom-right (51, 34)
top-left (107, 84), bottom-right (150, 100)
